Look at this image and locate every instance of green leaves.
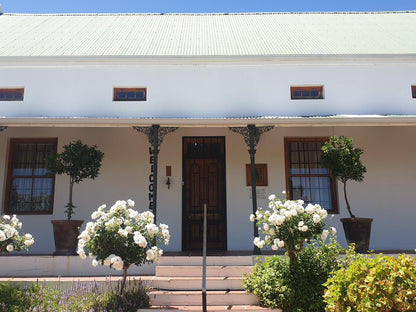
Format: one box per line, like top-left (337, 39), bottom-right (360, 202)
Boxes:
top-left (243, 238), bottom-right (344, 312)
top-left (45, 139), bottom-right (104, 184)
top-left (320, 136), bottom-right (366, 184)
top-left (324, 250), bottom-right (416, 312)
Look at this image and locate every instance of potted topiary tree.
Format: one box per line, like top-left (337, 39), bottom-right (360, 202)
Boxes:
top-left (46, 140), bottom-right (104, 255)
top-left (320, 136), bottom-right (372, 251)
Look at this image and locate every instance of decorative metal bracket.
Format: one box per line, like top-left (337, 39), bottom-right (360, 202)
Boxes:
top-left (133, 126), bottom-right (178, 146)
top-left (229, 125), bottom-right (274, 148)
top-left (229, 124), bottom-right (274, 255)
top-left (0, 126), bottom-right (8, 132)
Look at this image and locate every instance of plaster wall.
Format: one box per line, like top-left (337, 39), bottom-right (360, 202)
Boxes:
top-left (0, 61), bottom-right (415, 118)
top-left (0, 125), bottom-right (415, 255)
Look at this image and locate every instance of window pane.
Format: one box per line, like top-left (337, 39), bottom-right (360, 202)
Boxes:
top-left (32, 178), bottom-right (54, 212)
top-left (11, 178), bottom-right (33, 212)
top-left (13, 144), bottom-right (35, 176)
top-left (290, 176), bottom-right (332, 210)
top-left (33, 143), bottom-right (55, 175)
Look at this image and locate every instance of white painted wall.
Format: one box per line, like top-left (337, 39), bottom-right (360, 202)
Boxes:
top-left (0, 60), bottom-right (415, 118)
top-left (0, 125), bottom-right (415, 256)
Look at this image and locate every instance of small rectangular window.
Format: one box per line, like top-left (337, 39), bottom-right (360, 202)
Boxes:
top-left (246, 164), bottom-right (268, 186)
top-left (412, 85), bottom-right (416, 98)
top-left (0, 88), bottom-right (24, 101)
top-left (114, 88), bottom-right (146, 101)
top-left (291, 86), bottom-right (323, 100)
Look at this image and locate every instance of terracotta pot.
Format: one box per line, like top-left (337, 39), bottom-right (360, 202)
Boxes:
top-left (51, 220), bottom-right (83, 255)
top-left (340, 217), bottom-right (373, 251)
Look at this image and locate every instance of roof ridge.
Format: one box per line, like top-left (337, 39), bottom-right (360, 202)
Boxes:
top-left (2, 11), bottom-right (416, 17)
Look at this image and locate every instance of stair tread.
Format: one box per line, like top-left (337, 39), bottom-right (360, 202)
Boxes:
top-left (141, 305), bottom-right (280, 311)
top-left (150, 290), bottom-right (251, 294)
top-left (152, 276), bottom-right (243, 280)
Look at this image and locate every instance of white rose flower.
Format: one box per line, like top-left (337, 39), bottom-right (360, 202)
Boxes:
top-left (253, 237), bottom-right (264, 249)
top-left (111, 256), bottom-right (124, 271)
top-left (272, 244), bottom-right (278, 250)
top-left (5, 227), bottom-right (15, 239)
top-left (0, 231), bottom-right (6, 242)
top-left (298, 221), bottom-right (304, 227)
top-left (263, 223), bottom-right (269, 231)
top-left (330, 227), bottom-right (337, 234)
top-left (305, 204), bottom-right (315, 214)
top-left (277, 240), bottom-right (285, 248)
top-left (249, 214), bottom-right (256, 222)
top-left (128, 209), bottom-right (139, 219)
top-left (25, 233), bottom-right (33, 240)
top-left (313, 214), bottom-right (321, 224)
top-left (127, 199), bottom-right (135, 207)
top-left (24, 239), bottom-right (34, 247)
top-left (268, 194), bottom-right (276, 201)
top-left (146, 223), bottom-right (158, 236)
top-left (118, 228), bottom-right (128, 237)
top-left (79, 230), bottom-right (91, 242)
top-left (134, 232), bottom-right (147, 248)
top-left (3, 215), bottom-right (10, 220)
top-left (319, 209), bottom-right (328, 219)
top-left (104, 254), bottom-right (116, 266)
top-left (146, 249), bottom-right (155, 261)
top-left (301, 225), bottom-right (309, 232)
top-left (321, 229), bottom-right (329, 241)
top-left (160, 223), bottom-right (169, 231)
top-left (91, 211), bottom-right (102, 220)
top-left (78, 250), bottom-right (87, 260)
top-left (92, 259), bottom-right (99, 267)
top-left (6, 244), bottom-right (13, 252)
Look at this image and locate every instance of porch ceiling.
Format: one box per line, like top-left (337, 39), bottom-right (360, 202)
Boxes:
top-left (2, 115), bottom-right (416, 127)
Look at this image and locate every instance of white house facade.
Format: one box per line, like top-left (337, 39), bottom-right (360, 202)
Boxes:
top-left (0, 11), bottom-right (416, 264)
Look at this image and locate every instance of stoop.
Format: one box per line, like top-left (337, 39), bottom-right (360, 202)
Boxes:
top-left (145, 256), bottom-right (281, 312)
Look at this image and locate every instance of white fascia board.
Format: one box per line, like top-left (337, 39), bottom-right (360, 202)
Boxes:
top-left (2, 116), bottom-right (416, 128)
top-left (1, 54), bottom-right (416, 67)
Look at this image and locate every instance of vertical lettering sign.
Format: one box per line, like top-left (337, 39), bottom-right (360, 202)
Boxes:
top-left (148, 147), bottom-right (154, 211)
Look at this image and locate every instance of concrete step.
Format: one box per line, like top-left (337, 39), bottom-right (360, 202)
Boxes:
top-left (159, 256), bottom-right (255, 266)
top-left (149, 290), bottom-right (258, 306)
top-left (150, 276), bottom-right (243, 290)
top-left (140, 305), bottom-right (282, 312)
top-left (156, 266), bottom-right (253, 278)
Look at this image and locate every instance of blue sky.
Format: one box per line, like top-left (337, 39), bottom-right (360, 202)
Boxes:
top-left (1, 0), bottom-right (415, 14)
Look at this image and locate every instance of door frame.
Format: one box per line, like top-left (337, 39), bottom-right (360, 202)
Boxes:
top-left (181, 136), bottom-right (227, 251)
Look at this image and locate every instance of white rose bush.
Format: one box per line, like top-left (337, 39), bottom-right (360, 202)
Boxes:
top-left (251, 194), bottom-right (336, 269)
top-left (78, 199), bottom-right (170, 292)
top-left (0, 214), bottom-right (35, 253)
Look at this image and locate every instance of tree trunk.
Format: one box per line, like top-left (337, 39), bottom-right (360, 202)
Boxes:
top-left (343, 181), bottom-right (355, 218)
top-left (120, 265), bottom-right (129, 294)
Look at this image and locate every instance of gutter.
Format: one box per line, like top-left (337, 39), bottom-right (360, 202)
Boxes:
top-left (2, 115), bottom-right (416, 128)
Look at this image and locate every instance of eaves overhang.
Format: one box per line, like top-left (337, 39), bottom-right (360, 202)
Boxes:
top-left (2, 115), bottom-right (416, 128)
top-left (1, 54), bottom-right (416, 66)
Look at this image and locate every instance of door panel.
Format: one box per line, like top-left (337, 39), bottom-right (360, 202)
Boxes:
top-left (182, 137), bottom-right (226, 251)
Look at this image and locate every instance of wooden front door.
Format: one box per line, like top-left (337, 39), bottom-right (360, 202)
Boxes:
top-left (182, 137), bottom-right (227, 251)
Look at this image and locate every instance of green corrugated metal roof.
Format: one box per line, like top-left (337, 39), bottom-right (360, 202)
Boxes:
top-left (0, 11), bottom-right (415, 57)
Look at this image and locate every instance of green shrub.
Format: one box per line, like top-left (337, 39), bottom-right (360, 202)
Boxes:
top-left (324, 248), bottom-right (416, 312)
top-left (0, 282), bottom-right (36, 311)
top-left (243, 237), bottom-right (343, 312)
